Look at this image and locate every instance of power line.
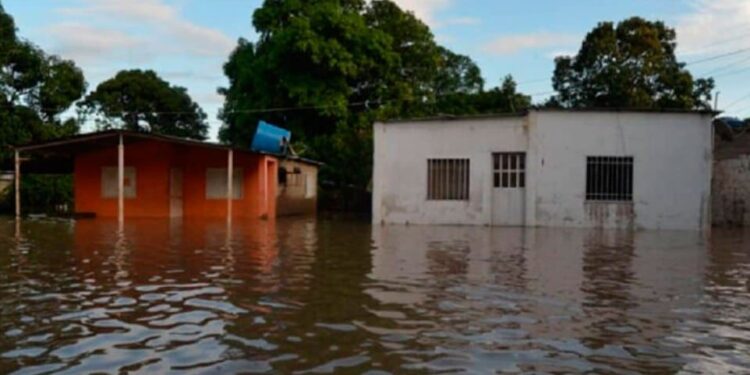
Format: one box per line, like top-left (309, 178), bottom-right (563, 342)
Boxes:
top-left (733, 104), bottom-right (750, 117)
top-left (724, 92), bottom-right (750, 110)
top-left (686, 47), bottom-right (750, 66)
top-left (699, 55), bottom-right (750, 77)
top-left (712, 65), bottom-right (750, 79)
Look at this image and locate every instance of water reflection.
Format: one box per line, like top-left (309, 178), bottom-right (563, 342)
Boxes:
top-left (0, 219), bottom-right (748, 374)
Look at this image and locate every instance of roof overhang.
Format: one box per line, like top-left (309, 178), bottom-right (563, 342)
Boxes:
top-left (11, 130), bottom-right (290, 174)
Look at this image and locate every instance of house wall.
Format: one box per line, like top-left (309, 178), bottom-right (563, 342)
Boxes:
top-left (373, 116), bottom-right (527, 225)
top-left (713, 155), bottom-right (750, 227)
top-left (277, 159), bottom-right (318, 216)
top-left (530, 111), bottom-right (713, 230)
top-left (373, 110), bottom-right (713, 230)
top-left (74, 140), bottom-right (277, 219)
top-left (712, 130), bottom-right (750, 227)
top-left (75, 141), bottom-right (172, 217)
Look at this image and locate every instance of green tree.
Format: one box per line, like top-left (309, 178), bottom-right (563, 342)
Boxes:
top-left (0, 2), bottom-right (86, 214)
top-left (219, 0), bottom-right (395, 147)
top-left (219, 0), bottom-right (528, 189)
top-left (79, 69), bottom-right (209, 140)
top-left (552, 17), bottom-right (714, 110)
top-left (0, 4), bottom-right (86, 160)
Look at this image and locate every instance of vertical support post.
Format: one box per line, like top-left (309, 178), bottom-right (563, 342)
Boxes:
top-left (14, 150), bottom-right (20, 219)
top-left (264, 159), bottom-right (269, 218)
top-left (227, 149), bottom-right (234, 223)
top-left (118, 134), bottom-right (124, 225)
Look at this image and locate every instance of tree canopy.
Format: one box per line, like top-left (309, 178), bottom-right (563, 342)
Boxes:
top-left (551, 17), bottom-right (714, 110)
top-left (0, 3), bottom-right (86, 161)
top-left (79, 70), bottom-right (209, 140)
top-left (219, 0), bottom-right (529, 187)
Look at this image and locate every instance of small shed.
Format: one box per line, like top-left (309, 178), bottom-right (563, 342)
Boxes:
top-left (13, 130), bottom-right (280, 220)
top-left (277, 157), bottom-right (321, 216)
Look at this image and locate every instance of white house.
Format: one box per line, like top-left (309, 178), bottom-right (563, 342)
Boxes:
top-left (372, 109), bottom-right (714, 231)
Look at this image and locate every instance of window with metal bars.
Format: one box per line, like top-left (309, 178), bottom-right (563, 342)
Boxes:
top-left (493, 153), bottom-right (525, 188)
top-left (427, 159), bottom-right (470, 200)
top-left (585, 156), bottom-right (633, 201)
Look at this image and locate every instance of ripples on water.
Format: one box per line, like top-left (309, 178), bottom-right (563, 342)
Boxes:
top-left (0, 218), bottom-right (748, 374)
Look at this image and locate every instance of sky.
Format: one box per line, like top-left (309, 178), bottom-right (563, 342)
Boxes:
top-left (4, 0), bottom-right (750, 139)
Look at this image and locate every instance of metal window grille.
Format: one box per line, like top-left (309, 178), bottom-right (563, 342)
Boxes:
top-left (427, 159), bottom-right (470, 200)
top-left (493, 153), bottom-right (525, 189)
top-left (585, 156), bottom-right (633, 201)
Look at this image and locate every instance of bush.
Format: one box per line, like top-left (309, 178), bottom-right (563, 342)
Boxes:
top-left (0, 175), bottom-right (73, 215)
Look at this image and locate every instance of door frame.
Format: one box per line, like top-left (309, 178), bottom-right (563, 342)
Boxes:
top-left (170, 167), bottom-right (183, 218)
top-left (490, 152), bottom-right (527, 226)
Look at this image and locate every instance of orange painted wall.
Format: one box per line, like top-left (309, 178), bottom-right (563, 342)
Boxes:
top-left (74, 139), bottom-right (277, 219)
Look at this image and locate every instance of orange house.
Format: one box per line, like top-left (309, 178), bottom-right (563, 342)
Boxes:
top-left (14, 130), bottom-right (279, 219)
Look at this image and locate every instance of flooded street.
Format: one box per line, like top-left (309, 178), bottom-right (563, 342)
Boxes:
top-left (0, 218), bottom-right (749, 374)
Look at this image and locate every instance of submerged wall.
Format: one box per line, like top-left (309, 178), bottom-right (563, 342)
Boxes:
top-left (530, 111), bottom-right (713, 231)
top-left (373, 115), bottom-right (527, 226)
top-left (373, 110), bottom-right (713, 230)
top-left (713, 156), bottom-right (750, 227)
top-left (712, 129), bottom-right (750, 227)
top-left (277, 159), bottom-right (318, 216)
top-left (74, 140), bottom-right (277, 219)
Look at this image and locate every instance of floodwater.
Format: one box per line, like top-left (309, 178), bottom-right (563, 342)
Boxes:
top-left (0, 218), bottom-right (749, 374)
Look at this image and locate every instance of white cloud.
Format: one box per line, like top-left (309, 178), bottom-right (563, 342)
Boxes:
top-left (52, 0), bottom-right (234, 61)
top-left (676, 0), bottom-right (750, 55)
top-left (390, 0), bottom-right (451, 27)
top-left (47, 23), bottom-right (145, 62)
top-left (482, 32), bottom-right (578, 55)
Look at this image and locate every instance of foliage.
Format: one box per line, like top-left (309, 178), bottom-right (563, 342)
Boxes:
top-left (219, 0), bottom-right (528, 188)
top-left (79, 69), bottom-right (209, 140)
top-left (0, 3), bottom-right (86, 161)
top-left (0, 2), bottom-right (85, 215)
top-left (0, 175), bottom-right (73, 215)
top-left (552, 17), bottom-right (714, 110)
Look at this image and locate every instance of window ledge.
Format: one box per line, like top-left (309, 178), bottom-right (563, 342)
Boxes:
top-left (584, 200), bottom-right (633, 204)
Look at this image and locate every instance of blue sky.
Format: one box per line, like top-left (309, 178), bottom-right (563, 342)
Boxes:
top-left (4, 0), bottom-right (750, 139)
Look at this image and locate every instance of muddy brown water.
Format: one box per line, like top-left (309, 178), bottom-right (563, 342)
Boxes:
top-left (0, 218), bottom-right (748, 374)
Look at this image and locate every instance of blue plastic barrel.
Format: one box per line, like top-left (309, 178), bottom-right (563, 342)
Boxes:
top-left (250, 121), bottom-right (292, 154)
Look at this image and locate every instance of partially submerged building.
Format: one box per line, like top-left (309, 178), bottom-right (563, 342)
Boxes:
top-left (277, 158), bottom-right (320, 216)
top-left (249, 120), bottom-right (320, 216)
top-left (712, 118), bottom-right (750, 227)
top-left (373, 108), bottom-right (715, 231)
top-left (13, 129), bottom-right (320, 220)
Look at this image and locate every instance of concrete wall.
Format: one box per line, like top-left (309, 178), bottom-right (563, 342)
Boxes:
top-left (530, 111), bottom-right (713, 230)
top-left (277, 159), bottom-right (318, 216)
top-left (712, 130), bottom-right (750, 227)
top-left (373, 110), bottom-right (713, 230)
top-left (713, 155), bottom-right (750, 227)
top-left (373, 115), bottom-right (527, 225)
top-left (74, 140), bottom-right (277, 219)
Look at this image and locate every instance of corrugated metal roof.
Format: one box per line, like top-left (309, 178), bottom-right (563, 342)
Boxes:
top-left (14, 129), bottom-right (323, 166)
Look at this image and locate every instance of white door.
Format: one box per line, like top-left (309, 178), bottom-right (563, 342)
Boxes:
top-left (491, 153), bottom-right (526, 226)
top-left (170, 168), bottom-right (183, 218)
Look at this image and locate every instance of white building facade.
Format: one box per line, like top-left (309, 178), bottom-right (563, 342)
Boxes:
top-left (372, 109), bottom-right (714, 231)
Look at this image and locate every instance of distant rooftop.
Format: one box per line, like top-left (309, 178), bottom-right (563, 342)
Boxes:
top-left (382, 107), bottom-right (720, 124)
top-left (11, 129), bottom-right (321, 174)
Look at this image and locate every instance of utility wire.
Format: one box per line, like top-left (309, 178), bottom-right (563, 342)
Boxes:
top-left (699, 55), bottom-right (750, 76)
top-left (724, 92), bottom-right (750, 110)
top-left (712, 65), bottom-right (750, 79)
top-left (8, 42), bottom-right (750, 117)
top-left (686, 47), bottom-right (750, 66)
